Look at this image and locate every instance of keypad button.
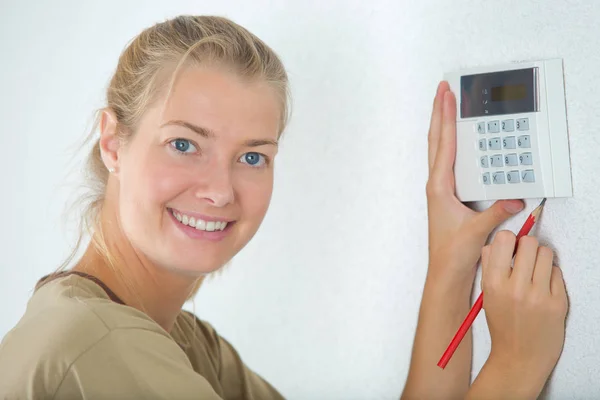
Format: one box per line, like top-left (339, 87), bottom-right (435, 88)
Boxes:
top-left (522, 169), bottom-right (535, 183)
top-left (480, 156), bottom-right (489, 168)
top-left (482, 172), bottom-right (491, 185)
top-left (479, 138), bottom-right (487, 151)
top-left (504, 153), bottom-right (518, 166)
top-left (516, 118), bottom-right (529, 131)
top-left (503, 136), bottom-right (516, 149)
top-left (487, 120), bottom-right (500, 133)
top-left (477, 122), bottom-right (486, 134)
top-left (502, 119), bottom-right (515, 132)
top-left (490, 154), bottom-right (503, 167)
top-left (488, 137), bottom-right (501, 150)
top-left (518, 135), bottom-right (531, 148)
top-left (492, 172), bottom-right (506, 184)
top-left (507, 170), bottom-right (520, 183)
top-left (519, 152), bottom-right (533, 165)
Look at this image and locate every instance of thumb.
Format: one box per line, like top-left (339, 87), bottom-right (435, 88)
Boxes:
top-left (480, 245), bottom-right (491, 292)
top-left (471, 200), bottom-right (524, 238)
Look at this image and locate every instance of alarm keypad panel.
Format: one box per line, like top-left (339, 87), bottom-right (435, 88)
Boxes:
top-left (444, 59), bottom-right (573, 201)
top-left (475, 114), bottom-right (537, 186)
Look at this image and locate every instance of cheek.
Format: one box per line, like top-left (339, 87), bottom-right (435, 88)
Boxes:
top-left (146, 163), bottom-right (189, 206)
top-left (237, 171), bottom-right (274, 220)
top-left (119, 147), bottom-right (187, 220)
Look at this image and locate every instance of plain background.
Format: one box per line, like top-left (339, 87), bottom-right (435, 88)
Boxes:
top-left (1, 1), bottom-right (599, 398)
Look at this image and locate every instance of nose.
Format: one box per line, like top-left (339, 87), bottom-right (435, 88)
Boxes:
top-left (194, 161), bottom-right (235, 207)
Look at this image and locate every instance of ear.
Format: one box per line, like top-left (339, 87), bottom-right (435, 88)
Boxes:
top-left (99, 108), bottom-right (121, 174)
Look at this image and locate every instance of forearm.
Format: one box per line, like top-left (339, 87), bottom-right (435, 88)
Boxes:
top-left (402, 267), bottom-right (475, 400)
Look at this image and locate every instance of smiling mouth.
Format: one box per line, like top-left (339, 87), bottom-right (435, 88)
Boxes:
top-left (168, 208), bottom-right (232, 232)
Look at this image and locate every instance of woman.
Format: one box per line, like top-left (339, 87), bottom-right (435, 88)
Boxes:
top-left (0, 15), bottom-right (567, 399)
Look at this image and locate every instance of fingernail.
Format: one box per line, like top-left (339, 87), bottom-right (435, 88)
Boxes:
top-left (504, 201), bottom-right (524, 214)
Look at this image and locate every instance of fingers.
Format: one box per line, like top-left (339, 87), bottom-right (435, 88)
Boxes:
top-left (480, 245), bottom-right (491, 291)
top-left (482, 231), bottom-right (515, 287)
top-left (469, 200), bottom-right (524, 239)
top-left (511, 236), bottom-right (541, 291)
top-left (431, 90), bottom-right (457, 183)
top-left (481, 244), bottom-right (491, 266)
top-left (550, 266), bottom-right (567, 298)
top-left (550, 266), bottom-right (569, 318)
top-left (532, 245), bottom-right (554, 292)
top-left (428, 82), bottom-right (448, 173)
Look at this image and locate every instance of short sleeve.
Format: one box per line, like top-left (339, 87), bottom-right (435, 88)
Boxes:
top-left (215, 334), bottom-right (285, 400)
top-left (186, 316), bottom-right (285, 400)
top-left (53, 328), bottom-right (224, 400)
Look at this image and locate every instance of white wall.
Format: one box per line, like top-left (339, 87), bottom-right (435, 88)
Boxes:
top-left (1, 0), bottom-right (599, 398)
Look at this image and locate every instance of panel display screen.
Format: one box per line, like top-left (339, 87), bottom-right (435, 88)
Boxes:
top-left (460, 68), bottom-right (538, 118)
top-left (491, 84), bottom-right (527, 102)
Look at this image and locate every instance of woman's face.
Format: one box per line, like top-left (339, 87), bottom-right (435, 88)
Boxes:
top-left (114, 66), bottom-right (281, 275)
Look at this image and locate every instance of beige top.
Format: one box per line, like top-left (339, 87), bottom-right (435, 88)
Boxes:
top-left (0, 272), bottom-right (284, 399)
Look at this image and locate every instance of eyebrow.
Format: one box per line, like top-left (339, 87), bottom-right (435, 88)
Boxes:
top-left (160, 120), bottom-right (214, 138)
top-left (161, 120), bottom-right (278, 147)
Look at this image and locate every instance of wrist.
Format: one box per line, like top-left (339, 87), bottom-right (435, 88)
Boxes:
top-left (479, 353), bottom-right (546, 399)
top-left (421, 268), bottom-right (475, 313)
top-left (426, 259), bottom-right (477, 290)
top-left (428, 241), bottom-right (478, 279)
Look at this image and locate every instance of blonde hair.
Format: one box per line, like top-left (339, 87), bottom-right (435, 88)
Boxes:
top-left (61, 15), bottom-right (290, 299)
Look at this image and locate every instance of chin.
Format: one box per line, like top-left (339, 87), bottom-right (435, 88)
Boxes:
top-left (164, 255), bottom-right (229, 276)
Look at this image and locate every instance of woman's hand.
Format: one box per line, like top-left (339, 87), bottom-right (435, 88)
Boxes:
top-left (466, 233), bottom-right (568, 399)
top-left (426, 81), bottom-right (524, 280)
top-left (482, 232), bottom-right (568, 393)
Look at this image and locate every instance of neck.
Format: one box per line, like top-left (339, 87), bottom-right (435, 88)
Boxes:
top-left (73, 202), bottom-right (203, 333)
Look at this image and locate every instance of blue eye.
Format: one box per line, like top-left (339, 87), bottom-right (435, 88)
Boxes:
top-left (170, 139), bottom-right (197, 154)
top-left (240, 152), bottom-right (266, 167)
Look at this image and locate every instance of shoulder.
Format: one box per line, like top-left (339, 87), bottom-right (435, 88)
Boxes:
top-left (171, 310), bottom-right (223, 371)
top-left (172, 311), bottom-right (285, 400)
top-left (7, 273), bottom-right (165, 338)
top-left (173, 310), bottom-right (241, 365)
top-left (175, 310), bottom-right (221, 347)
top-left (0, 274), bottom-right (171, 397)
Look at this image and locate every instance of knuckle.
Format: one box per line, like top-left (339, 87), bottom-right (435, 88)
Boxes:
top-left (538, 246), bottom-right (554, 259)
top-left (528, 291), bottom-right (545, 308)
top-left (425, 181), bottom-right (439, 198)
top-left (495, 230), bottom-right (516, 245)
top-left (519, 235), bottom-right (539, 249)
top-left (509, 286), bottom-right (526, 304)
top-left (425, 179), bottom-right (447, 199)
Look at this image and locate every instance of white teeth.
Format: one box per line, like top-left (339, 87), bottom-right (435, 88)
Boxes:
top-left (171, 209), bottom-right (229, 232)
